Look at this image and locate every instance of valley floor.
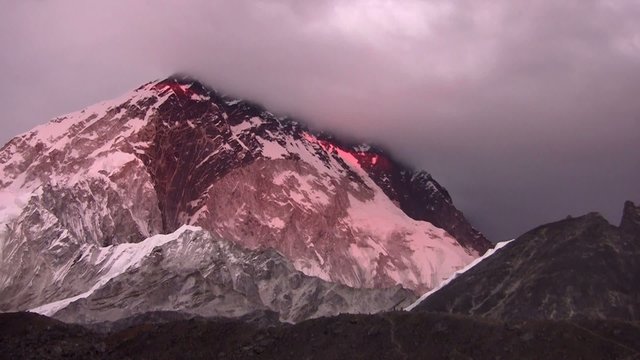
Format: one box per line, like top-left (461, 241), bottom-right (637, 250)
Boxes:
top-left (1, 311), bottom-right (639, 359)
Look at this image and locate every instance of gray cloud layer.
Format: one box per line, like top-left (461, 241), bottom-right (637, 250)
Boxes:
top-left (1, 0), bottom-right (639, 239)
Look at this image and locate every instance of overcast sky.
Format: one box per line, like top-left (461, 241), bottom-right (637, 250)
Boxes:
top-left (1, 0), bottom-right (639, 240)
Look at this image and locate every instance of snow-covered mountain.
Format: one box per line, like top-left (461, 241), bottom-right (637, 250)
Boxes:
top-left (0, 75), bottom-right (489, 319)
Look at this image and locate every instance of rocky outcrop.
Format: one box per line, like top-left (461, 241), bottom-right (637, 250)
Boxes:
top-left (620, 200), bottom-right (640, 236)
top-left (411, 204), bottom-right (640, 321)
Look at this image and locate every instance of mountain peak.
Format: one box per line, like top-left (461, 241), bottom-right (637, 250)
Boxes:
top-left (0, 76), bottom-right (490, 321)
top-left (164, 72), bottom-right (203, 84)
top-left (620, 200), bottom-right (640, 235)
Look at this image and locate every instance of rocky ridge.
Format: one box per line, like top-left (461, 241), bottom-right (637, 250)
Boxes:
top-left (411, 202), bottom-right (640, 321)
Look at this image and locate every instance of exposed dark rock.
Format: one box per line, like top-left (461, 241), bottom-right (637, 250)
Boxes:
top-left (412, 205), bottom-right (640, 321)
top-left (0, 312), bottom-right (103, 360)
top-left (2, 312), bottom-right (639, 360)
top-left (620, 200), bottom-right (640, 236)
top-left (83, 310), bottom-right (280, 334)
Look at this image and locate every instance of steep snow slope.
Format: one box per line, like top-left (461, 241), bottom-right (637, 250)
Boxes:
top-left (405, 239), bottom-right (514, 311)
top-left (195, 127), bottom-right (476, 293)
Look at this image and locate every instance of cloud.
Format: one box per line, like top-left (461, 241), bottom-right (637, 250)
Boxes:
top-left (1, 0), bottom-right (639, 239)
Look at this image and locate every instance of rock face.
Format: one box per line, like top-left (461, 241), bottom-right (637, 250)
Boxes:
top-left (411, 206), bottom-right (640, 321)
top-left (0, 75), bottom-right (488, 317)
top-left (28, 226), bottom-right (415, 324)
top-left (620, 200), bottom-right (640, 236)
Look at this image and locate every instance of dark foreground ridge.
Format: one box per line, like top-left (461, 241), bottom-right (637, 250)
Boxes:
top-left (412, 202), bottom-right (640, 321)
top-left (1, 311), bottom-right (640, 360)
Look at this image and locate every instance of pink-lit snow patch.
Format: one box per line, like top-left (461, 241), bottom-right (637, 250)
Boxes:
top-left (344, 189), bottom-right (475, 292)
top-left (302, 132), bottom-right (392, 171)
